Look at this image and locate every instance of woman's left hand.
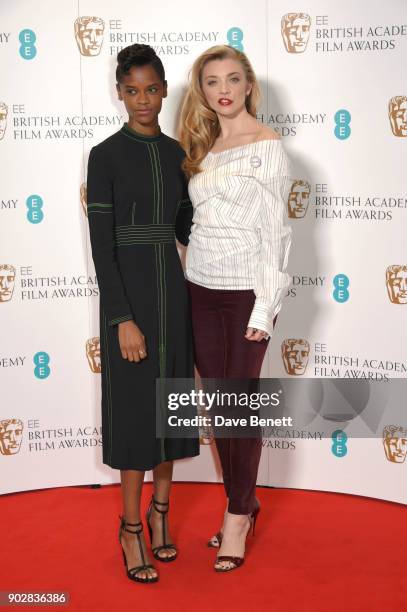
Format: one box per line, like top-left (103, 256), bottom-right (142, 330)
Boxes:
top-left (245, 327), bottom-right (269, 342)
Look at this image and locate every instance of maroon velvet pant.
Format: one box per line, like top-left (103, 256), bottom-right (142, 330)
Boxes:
top-left (188, 280), bottom-right (269, 514)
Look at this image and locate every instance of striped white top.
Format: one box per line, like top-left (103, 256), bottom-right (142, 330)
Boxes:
top-left (186, 138), bottom-right (292, 336)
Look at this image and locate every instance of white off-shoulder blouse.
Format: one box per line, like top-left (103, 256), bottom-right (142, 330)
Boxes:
top-left (185, 138), bottom-right (292, 337)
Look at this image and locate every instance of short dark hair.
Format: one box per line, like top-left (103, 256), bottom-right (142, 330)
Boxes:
top-left (116, 44), bottom-right (166, 83)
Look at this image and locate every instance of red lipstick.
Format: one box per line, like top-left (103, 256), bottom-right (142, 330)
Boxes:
top-left (218, 98), bottom-right (232, 106)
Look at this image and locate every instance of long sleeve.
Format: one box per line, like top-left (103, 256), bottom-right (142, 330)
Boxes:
top-left (175, 174), bottom-right (193, 247)
top-left (86, 146), bottom-right (133, 326)
top-left (247, 173), bottom-right (292, 337)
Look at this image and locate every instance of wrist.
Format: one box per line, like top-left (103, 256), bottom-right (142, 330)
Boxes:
top-left (118, 320), bottom-right (134, 329)
top-left (109, 314), bottom-right (133, 327)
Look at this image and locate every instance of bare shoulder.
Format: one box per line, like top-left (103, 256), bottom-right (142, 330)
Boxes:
top-left (257, 126), bottom-right (281, 141)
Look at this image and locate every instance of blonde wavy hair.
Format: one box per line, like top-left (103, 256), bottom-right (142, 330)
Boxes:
top-left (179, 45), bottom-right (261, 178)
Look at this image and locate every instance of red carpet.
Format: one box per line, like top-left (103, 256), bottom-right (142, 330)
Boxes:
top-left (1, 483), bottom-right (406, 611)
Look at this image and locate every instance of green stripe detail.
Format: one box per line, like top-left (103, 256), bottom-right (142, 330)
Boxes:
top-left (153, 143), bottom-right (164, 225)
top-left (109, 314), bottom-right (133, 326)
top-left (148, 143), bottom-right (167, 462)
top-left (115, 238), bottom-right (174, 248)
top-left (87, 203), bottom-right (113, 209)
top-left (147, 145), bottom-right (158, 225)
top-left (117, 241), bottom-right (173, 246)
top-left (115, 224), bottom-right (175, 245)
top-left (159, 242), bottom-right (166, 377)
top-left (103, 312), bottom-right (114, 465)
top-left (88, 203), bottom-right (113, 214)
top-left (120, 123), bottom-right (162, 143)
top-left (116, 224), bottom-right (175, 231)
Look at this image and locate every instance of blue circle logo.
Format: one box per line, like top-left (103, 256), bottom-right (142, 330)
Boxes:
top-left (331, 429), bottom-right (348, 457)
top-left (26, 194), bottom-right (44, 224)
top-left (333, 273), bottom-right (349, 303)
top-left (334, 109), bottom-right (351, 140)
top-left (227, 27), bottom-right (244, 51)
top-left (19, 29), bottom-right (37, 60)
top-left (34, 351), bottom-right (50, 379)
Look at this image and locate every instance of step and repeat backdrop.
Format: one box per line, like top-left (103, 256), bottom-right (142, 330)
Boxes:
top-left (1, 0), bottom-right (406, 503)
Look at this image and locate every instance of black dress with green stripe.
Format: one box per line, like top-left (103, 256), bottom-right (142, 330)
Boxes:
top-left (87, 123), bottom-right (199, 470)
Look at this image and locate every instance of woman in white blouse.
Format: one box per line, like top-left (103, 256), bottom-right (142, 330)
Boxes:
top-left (179, 45), bottom-right (292, 572)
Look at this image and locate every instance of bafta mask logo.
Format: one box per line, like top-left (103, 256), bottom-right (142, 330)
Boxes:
top-left (80, 182), bottom-right (87, 217)
top-left (0, 102), bottom-right (7, 140)
top-left (0, 264), bottom-right (16, 303)
top-left (288, 180), bottom-right (310, 219)
top-left (281, 339), bottom-right (310, 375)
top-left (383, 425), bottom-right (407, 463)
top-left (0, 419), bottom-right (23, 456)
top-left (386, 265), bottom-right (407, 304)
top-left (86, 336), bottom-right (101, 373)
top-left (74, 16), bottom-right (105, 57)
top-left (388, 96), bottom-right (407, 137)
top-left (281, 13), bottom-right (311, 53)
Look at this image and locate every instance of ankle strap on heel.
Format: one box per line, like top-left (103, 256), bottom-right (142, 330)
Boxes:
top-left (151, 497), bottom-right (169, 514)
top-left (146, 496), bottom-right (177, 561)
top-left (119, 515), bottom-right (143, 535)
top-left (118, 516), bottom-right (158, 582)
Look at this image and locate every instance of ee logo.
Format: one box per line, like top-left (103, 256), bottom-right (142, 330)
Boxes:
top-left (334, 109), bottom-right (351, 140)
top-left (19, 29), bottom-right (37, 60)
top-left (227, 27), bottom-right (244, 51)
top-left (26, 195), bottom-right (44, 224)
top-left (34, 352), bottom-right (50, 379)
top-left (333, 273), bottom-right (349, 303)
top-left (331, 429), bottom-right (348, 457)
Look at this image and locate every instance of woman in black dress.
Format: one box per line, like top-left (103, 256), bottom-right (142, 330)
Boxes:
top-left (87, 44), bottom-right (199, 583)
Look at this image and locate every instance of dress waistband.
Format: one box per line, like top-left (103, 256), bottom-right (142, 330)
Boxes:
top-left (115, 224), bottom-right (175, 245)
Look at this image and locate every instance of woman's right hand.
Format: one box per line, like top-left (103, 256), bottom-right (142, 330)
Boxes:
top-left (118, 320), bottom-right (147, 362)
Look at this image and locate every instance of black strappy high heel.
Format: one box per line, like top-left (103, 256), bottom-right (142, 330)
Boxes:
top-left (214, 503), bottom-right (261, 573)
top-left (118, 516), bottom-right (158, 583)
top-left (146, 497), bottom-right (178, 563)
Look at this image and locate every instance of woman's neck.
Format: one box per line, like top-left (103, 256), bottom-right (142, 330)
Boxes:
top-left (216, 107), bottom-right (258, 141)
top-left (128, 118), bottom-right (160, 137)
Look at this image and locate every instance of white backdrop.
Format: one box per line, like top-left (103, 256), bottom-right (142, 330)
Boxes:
top-left (1, 0), bottom-right (406, 504)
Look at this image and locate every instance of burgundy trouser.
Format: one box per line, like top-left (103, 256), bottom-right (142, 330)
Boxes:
top-left (188, 280), bottom-right (269, 515)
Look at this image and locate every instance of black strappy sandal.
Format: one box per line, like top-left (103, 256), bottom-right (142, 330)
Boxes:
top-left (146, 497), bottom-right (178, 563)
top-left (118, 516), bottom-right (158, 583)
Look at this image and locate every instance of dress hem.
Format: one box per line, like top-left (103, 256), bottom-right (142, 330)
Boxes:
top-left (102, 449), bottom-right (200, 472)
